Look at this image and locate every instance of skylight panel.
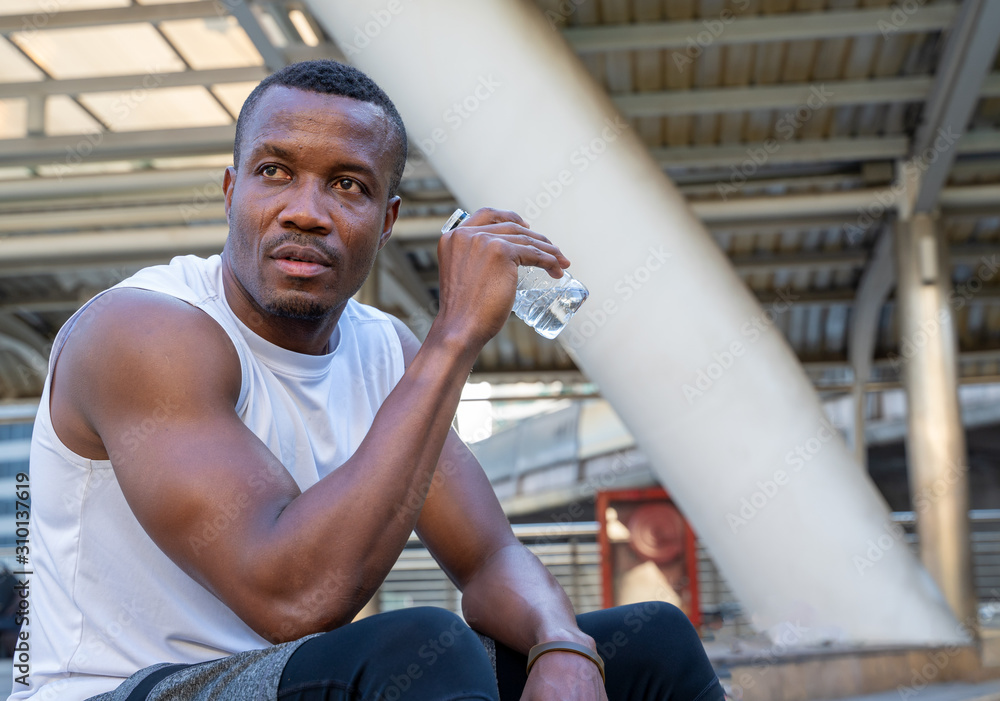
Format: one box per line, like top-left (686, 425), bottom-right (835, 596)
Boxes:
top-left (36, 160), bottom-right (135, 177)
top-left (0, 167), bottom-right (33, 181)
top-left (3, 0), bottom-right (129, 11)
top-left (45, 94), bottom-right (102, 136)
top-left (11, 24), bottom-right (185, 79)
top-left (0, 37), bottom-right (44, 83)
top-left (79, 85), bottom-right (233, 131)
top-left (212, 81), bottom-right (257, 119)
top-left (0, 99), bottom-right (27, 139)
top-left (151, 154), bottom-right (234, 169)
top-left (160, 17), bottom-right (264, 70)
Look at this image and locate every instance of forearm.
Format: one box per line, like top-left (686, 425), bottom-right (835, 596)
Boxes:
top-left (258, 325), bottom-right (479, 634)
top-left (460, 543), bottom-right (595, 655)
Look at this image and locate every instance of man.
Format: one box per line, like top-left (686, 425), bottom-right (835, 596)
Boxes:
top-left (14, 60), bottom-right (723, 701)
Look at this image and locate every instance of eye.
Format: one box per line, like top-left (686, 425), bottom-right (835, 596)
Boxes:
top-left (335, 178), bottom-right (358, 191)
top-left (260, 164), bottom-right (286, 179)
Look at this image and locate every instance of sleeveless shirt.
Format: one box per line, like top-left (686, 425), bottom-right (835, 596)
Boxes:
top-left (10, 255), bottom-right (406, 700)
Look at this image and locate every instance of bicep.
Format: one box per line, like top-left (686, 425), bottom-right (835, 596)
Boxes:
top-left (65, 292), bottom-right (301, 602)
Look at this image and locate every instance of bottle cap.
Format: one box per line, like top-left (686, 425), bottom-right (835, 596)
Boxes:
top-left (441, 208), bottom-right (469, 234)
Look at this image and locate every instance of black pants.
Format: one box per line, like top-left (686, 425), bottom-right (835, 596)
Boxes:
top-left (277, 603), bottom-right (724, 701)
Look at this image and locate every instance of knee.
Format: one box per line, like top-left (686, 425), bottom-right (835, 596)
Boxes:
top-left (597, 602), bottom-right (702, 665)
top-left (380, 607), bottom-right (481, 660)
top-left (621, 601), bottom-right (696, 641)
top-left (390, 606), bottom-right (467, 636)
top-left (628, 601), bottom-right (701, 650)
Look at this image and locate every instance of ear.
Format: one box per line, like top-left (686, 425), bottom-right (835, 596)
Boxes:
top-left (223, 166), bottom-right (237, 223)
top-left (378, 196), bottom-right (401, 250)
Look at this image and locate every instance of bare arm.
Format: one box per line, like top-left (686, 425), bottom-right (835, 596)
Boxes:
top-left (397, 322), bottom-right (606, 697)
top-left (50, 208), bottom-right (568, 644)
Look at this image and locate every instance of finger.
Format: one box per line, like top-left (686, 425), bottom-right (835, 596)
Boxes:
top-left (472, 222), bottom-right (571, 269)
top-left (449, 228), bottom-right (572, 274)
top-left (507, 236), bottom-right (572, 275)
top-left (461, 207), bottom-right (529, 230)
top-left (503, 240), bottom-right (569, 275)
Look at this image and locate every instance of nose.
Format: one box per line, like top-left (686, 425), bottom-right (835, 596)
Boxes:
top-left (278, 179), bottom-right (333, 234)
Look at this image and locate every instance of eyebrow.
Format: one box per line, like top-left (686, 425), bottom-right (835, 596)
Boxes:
top-left (247, 140), bottom-right (382, 187)
top-left (247, 141), bottom-right (296, 162)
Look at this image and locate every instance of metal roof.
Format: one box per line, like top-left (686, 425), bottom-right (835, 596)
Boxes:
top-left (0, 0), bottom-right (998, 414)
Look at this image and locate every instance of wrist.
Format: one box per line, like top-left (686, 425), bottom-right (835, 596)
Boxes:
top-left (421, 322), bottom-right (481, 368)
top-left (532, 626), bottom-right (597, 653)
top-left (527, 640), bottom-right (606, 684)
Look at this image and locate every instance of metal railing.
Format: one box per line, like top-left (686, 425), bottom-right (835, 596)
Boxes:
top-left (3, 512), bottom-right (999, 634)
top-left (375, 511), bottom-right (1000, 635)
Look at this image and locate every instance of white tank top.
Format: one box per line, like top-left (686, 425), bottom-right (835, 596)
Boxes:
top-left (11, 255), bottom-right (406, 701)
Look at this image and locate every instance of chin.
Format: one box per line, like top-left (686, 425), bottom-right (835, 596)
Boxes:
top-left (261, 293), bottom-right (331, 321)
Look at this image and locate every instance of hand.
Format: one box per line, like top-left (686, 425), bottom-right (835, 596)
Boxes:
top-left (520, 650), bottom-right (609, 701)
top-left (433, 207), bottom-right (570, 348)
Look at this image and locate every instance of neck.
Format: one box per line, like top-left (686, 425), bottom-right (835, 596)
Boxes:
top-left (221, 259), bottom-right (343, 356)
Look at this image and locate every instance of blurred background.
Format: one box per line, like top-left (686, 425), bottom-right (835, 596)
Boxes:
top-left (0, 0), bottom-right (999, 698)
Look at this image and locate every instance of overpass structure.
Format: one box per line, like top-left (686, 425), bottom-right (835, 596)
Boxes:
top-left (1, 0), bottom-right (999, 650)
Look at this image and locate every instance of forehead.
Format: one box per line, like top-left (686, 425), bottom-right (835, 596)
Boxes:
top-left (242, 86), bottom-right (396, 166)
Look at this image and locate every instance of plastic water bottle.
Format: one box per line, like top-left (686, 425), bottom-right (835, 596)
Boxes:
top-left (442, 209), bottom-right (589, 339)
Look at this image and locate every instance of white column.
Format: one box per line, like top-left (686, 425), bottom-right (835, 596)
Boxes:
top-left (309, 0), bottom-right (963, 644)
top-left (894, 212), bottom-right (975, 626)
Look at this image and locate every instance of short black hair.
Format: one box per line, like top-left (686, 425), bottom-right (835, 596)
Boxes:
top-left (234, 60), bottom-right (408, 197)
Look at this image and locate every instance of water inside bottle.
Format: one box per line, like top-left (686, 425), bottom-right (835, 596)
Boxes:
top-left (514, 284), bottom-right (589, 339)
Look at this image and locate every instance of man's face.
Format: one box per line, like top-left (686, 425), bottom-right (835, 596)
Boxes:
top-left (223, 86), bottom-right (400, 325)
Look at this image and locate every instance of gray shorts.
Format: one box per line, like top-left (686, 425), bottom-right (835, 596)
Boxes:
top-left (86, 633), bottom-right (497, 701)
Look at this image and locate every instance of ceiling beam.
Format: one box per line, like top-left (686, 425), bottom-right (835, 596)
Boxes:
top-left (226, 1), bottom-right (286, 73)
top-left (846, 224), bottom-right (896, 465)
top-left (0, 226), bottom-right (228, 273)
top-left (563, 3), bottom-right (958, 53)
top-left (0, 66), bottom-right (267, 100)
top-left (0, 201), bottom-right (227, 235)
top-left (658, 129), bottom-right (1000, 171)
top-left (614, 74), bottom-right (1000, 118)
top-left (0, 166), bottom-right (224, 204)
top-left (939, 184), bottom-right (1000, 210)
top-left (0, 1), bottom-right (222, 33)
top-left (0, 125), bottom-right (236, 169)
top-left (955, 129), bottom-right (1000, 155)
top-left (910, 0), bottom-right (1000, 214)
top-left (730, 250), bottom-right (868, 274)
top-left (656, 136), bottom-right (909, 170)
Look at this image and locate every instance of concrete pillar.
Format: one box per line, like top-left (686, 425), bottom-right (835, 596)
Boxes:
top-left (308, 0), bottom-right (964, 644)
top-left (894, 212), bottom-right (975, 627)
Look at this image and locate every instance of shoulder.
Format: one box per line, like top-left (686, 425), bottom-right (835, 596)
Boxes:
top-left (69, 286), bottom-right (235, 358)
top-left (54, 288), bottom-right (242, 436)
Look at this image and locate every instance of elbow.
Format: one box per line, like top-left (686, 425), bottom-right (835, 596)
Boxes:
top-left (242, 573), bottom-right (373, 644)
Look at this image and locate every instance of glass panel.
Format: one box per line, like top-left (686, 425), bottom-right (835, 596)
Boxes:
top-left (79, 85), bottom-right (232, 131)
top-left (0, 168), bottom-right (33, 181)
top-left (11, 24), bottom-right (185, 79)
top-left (0, 99), bottom-right (28, 139)
top-left (160, 17), bottom-right (263, 70)
top-left (45, 94), bottom-right (102, 136)
top-left (211, 81), bottom-right (257, 119)
top-left (151, 154), bottom-right (233, 169)
top-left (3, 0), bottom-right (129, 12)
top-left (36, 160), bottom-right (134, 177)
top-left (0, 37), bottom-right (44, 83)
